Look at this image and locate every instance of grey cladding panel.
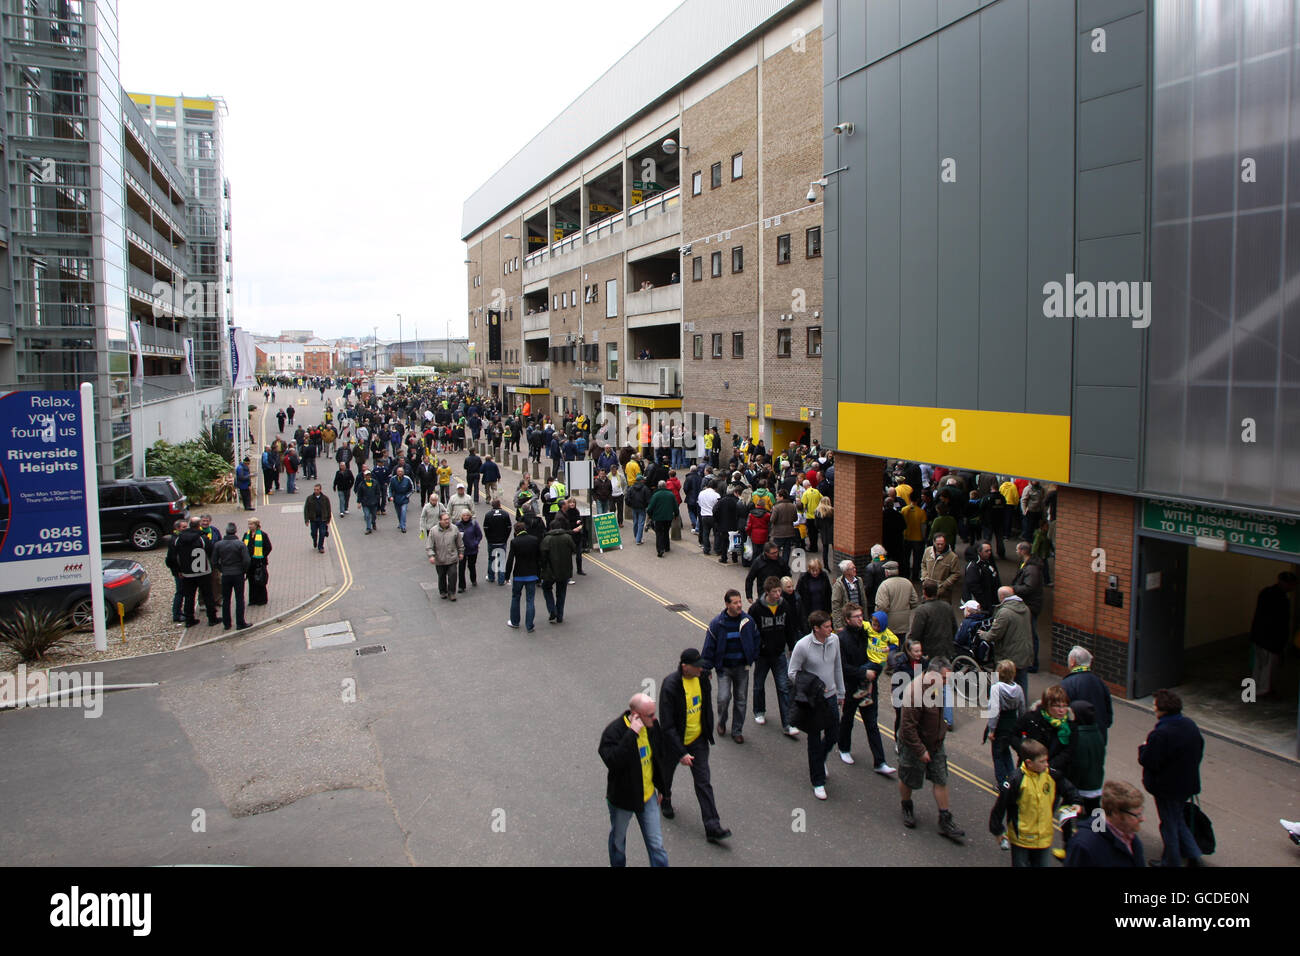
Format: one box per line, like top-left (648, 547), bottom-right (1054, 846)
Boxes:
top-left (866, 0), bottom-right (902, 64)
top-left (900, 0), bottom-right (938, 46)
top-left (1078, 0), bottom-right (1146, 30)
top-left (864, 56), bottom-right (902, 404)
top-left (837, 70), bottom-right (868, 406)
top-left (1077, 161), bottom-right (1146, 240)
top-left (978, 0), bottom-right (1029, 413)
top-left (935, 16), bottom-right (982, 409)
top-left (1074, 233), bottom-right (1146, 387)
top-left (840, 0), bottom-right (868, 74)
top-left (1025, 0), bottom-right (1077, 418)
top-left (1070, 452), bottom-right (1140, 489)
top-left (1078, 86), bottom-right (1147, 170)
top-left (1078, 12), bottom-right (1147, 101)
top-left (1073, 385), bottom-right (1141, 460)
top-left (937, 0), bottom-right (980, 24)
top-left (899, 39), bottom-right (940, 409)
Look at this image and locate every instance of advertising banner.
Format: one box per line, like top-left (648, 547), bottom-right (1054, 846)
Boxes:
top-left (593, 511), bottom-right (622, 551)
top-left (0, 390), bottom-right (93, 591)
top-left (230, 327), bottom-right (257, 390)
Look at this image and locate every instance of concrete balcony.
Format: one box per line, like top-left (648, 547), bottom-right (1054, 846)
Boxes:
top-left (519, 362), bottom-right (551, 387)
top-left (624, 187), bottom-right (681, 251)
top-left (625, 359), bottom-right (682, 397)
top-left (137, 323), bottom-right (187, 357)
top-left (625, 282), bottom-right (682, 317)
top-left (522, 312), bottom-right (550, 334)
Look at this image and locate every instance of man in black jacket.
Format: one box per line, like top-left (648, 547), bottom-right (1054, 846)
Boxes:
top-left (597, 693), bottom-right (669, 867)
top-left (1251, 571), bottom-right (1297, 697)
top-left (964, 541), bottom-right (1002, 613)
top-left (657, 649), bottom-right (731, 844)
top-left (745, 542), bottom-right (791, 602)
top-left (1138, 689), bottom-right (1205, 867)
top-left (175, 518), bottom-right (218, 627)
top-left (464, 449), bottom-right (483, 502)
top-left (836, 604), bottom-right (895, 775)
top-left (712, 484), bottom-right (742, 563)
top-left (747, 579), bottom-right (801, 736)
top-left (213, 522), bottom-right (251, 631)
top-left (504, 522), bottom-right (542, 632)
top-left (482, 499), bottom-right (513, 585)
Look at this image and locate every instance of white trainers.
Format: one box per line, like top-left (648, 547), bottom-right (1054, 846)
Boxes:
top-left (783, 725), bottom-right (799, 737)
top-left (1000, 837), bottom-right (1010, 851)
top-left (754, 714), bottom-right (767, 725)
top-left (813, 785), bottom-right (827, 800)
top-left (873, 762), bottom-right (897, 776)
top-left (839, 751), bottom-right (855, 765)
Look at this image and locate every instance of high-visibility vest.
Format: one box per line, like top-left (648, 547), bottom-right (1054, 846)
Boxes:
top-left (243, 530), bottom-right (267, 559)
top-left (549, 482), bottom-right (566, 511)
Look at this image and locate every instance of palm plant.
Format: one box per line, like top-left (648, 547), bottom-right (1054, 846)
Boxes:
top-left (0, 603), bottom-right (79, 663)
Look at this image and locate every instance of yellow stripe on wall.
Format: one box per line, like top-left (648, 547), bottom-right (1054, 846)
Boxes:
top-left (837, 402), bottom-right (1071, 483)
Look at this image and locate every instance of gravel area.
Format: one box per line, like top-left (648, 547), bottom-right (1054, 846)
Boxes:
top-left (0, 541), bottom-right (185, 680)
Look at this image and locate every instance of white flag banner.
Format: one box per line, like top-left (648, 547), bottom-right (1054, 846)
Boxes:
top-left (230, 327), bottom-right (257, 390)
top-left (129, 321), bottom-right (144, 379)
top-left (183, 337), bottom-right (195, 381)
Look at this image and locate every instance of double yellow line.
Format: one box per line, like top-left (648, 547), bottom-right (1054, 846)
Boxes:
top-left (587, 552), bottom-right (1000, 801)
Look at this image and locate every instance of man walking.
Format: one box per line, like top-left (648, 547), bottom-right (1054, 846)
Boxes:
top-left (1139, 689), bottom-right (1205, 867)
top-left (788, 611), bottom-right (844, 799)
top-left (425, 511), bottom-right (465, 601)
top-left (213, 522), bottom-right (251, 631)
top-left (235, 456), bottom-right (254, 511)
top-left (702, 589), bottom-right (761, 744)
top-left (303, 483), bottom-right (332, 553)
top-left (482, 498), bottom-right (513, 586)
top-left (504, 521), bottom-right (542, 631)
top-left (836, 603), bottom-right (896, 776)
top-left (921, 533), bottom-right (962, 609)
top-left (647, 479), bottom-right (678, 557)
top-left (897, 658), bottom-right (965, 841)
top-left (747, 578), bottom-right (802, 738)
top-left (598, 693), bottom-right (669, 867)
top-left (355, 468), bottom-right (381, 534)
top-left (1011, 540), bottom-right (1045, 672)
top-left (1061, 646), bottom-right (1114, 743)
top-left (388, 465), bottom-right (415, 533)
top-left (540, 520), bottom-right (576, 624)
top-left (464, 448), bottom-right (482, 502)
top-left (657, 648), bottom-right (732, 844)
top-left (986, 586), bottom-right (1033, 696)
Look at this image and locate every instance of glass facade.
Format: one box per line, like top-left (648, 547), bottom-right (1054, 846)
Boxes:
top-left (1147, 0), bottom-right (1300, 512)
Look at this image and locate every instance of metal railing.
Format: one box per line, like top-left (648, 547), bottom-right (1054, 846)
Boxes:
top-left (626, 186), bottom-right (681, 227)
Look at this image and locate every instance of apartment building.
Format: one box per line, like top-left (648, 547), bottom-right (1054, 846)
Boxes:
top-left (462, 0), bottom-right (823, 451)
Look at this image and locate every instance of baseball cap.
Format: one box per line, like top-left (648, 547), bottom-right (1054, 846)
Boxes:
top-left (680, 648), bottom-right (704, 666)
top-left (961, 600), bottom-right (982, 613)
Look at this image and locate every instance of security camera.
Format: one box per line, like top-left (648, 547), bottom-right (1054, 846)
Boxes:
top-left (806, 186), bottom-right (817, 203)
top-left (680, 243), bottom-right (692, 255)
top-left (834, 122), bottom-right (855, 136)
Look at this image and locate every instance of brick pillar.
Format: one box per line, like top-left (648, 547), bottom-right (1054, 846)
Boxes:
top-left (1050, 486), bottom-right (1135, 696)
top-left (832, 453), bottom-right (884, 570)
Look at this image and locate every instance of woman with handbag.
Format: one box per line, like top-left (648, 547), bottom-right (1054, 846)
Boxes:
top-left (243, 517), bottom-right (273, 606)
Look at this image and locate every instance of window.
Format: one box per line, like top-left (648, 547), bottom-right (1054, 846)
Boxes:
top-left (693, 334), bottom-right (703, 359)
top-left (711, 251), bottom-right (722, 277)
top-left (732, 332), bottom-right (744, 358)
top-left (711, 162), bottom-right (722, 188)
top-left (777, 328), bottom-right (791, 357)
top-left (807, 326), bottom-right (822, 356)
top-left (732, 246), bottom-right (743, 273)
top-left (561, 292), bottom-right (568, 308)
top-left (777, 234), bottom-right (791, 264)
top-left (692, 171), bottom-right (702, 196)
top-left (711, 333), bottom-right (723, 358)
top-left (806, 227), bottom-right (821, 258)
top-left (692, 256), bottom-right (702, 281)
top-left (732, 153), bottom-right (743, 179)
top-left (571, 290), bottom-right (577, 308)
top-left (553, 295), bottom-right (558, 311)
top-left (606, 279), bottom-right (617, 317)
top-left (607, 343), bottom-right (618, 380)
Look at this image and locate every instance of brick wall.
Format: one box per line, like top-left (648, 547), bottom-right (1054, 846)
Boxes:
top-left (831, 453), bottom-right (884, 569)
top-left (1050, 486), bottom-right (1136, 694)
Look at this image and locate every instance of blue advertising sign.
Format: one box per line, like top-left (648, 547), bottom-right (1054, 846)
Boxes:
top-left (0, 390), bottom-right (93, 591)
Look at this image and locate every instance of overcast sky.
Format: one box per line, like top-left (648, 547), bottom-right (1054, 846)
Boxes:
top-left (118, 0), bottom-right (684, 343)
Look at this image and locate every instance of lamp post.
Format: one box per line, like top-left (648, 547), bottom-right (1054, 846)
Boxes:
top-left (397, 313), bottom-right (402, 367)
top-left (373, 325), bottom-right (378, 378)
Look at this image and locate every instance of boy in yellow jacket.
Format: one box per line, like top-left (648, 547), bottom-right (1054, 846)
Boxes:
top-left (988, 739), bottom-right (1081, 866)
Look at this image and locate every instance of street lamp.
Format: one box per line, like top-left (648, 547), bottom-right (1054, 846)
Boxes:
top-left (397, 312), bottom-right (402, 366)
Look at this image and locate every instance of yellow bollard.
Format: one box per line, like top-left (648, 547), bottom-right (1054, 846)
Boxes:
top-left (118, 602), bottom-right (126, 643)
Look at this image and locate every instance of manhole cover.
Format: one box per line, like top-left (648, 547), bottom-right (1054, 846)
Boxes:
top-left (664, 603), bottom-right (690, 612)
top-left (305, 620), bottom-right (355, 649)
top-left (355, 644), bottom-right (388, 657)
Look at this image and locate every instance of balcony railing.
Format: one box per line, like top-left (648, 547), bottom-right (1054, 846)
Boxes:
top-left (584, 212), bottom-right (624, 243)
top-left (137, 322), bottom-right (187, 356)
top-left (522, 312), bottom-right (550, 334)
top-left (519, 362), bottom-right (550, 386)
top-left (625, 282), bottom-right (682, 317)
top-left (626, 185), bottom-right (681, 226)
top-left (625, 358), bottom-right (682, 393)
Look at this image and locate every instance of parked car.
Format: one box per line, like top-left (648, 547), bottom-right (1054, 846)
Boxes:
top-left (98, 477), bottom-right (188, 551)
top-left (0, 558), bottom-right (151, 630)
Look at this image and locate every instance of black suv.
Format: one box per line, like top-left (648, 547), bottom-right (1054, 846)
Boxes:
top-left (98, 477), bottom-right (188, 551)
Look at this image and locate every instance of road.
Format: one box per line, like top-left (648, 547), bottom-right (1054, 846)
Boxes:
top-left (2, 386), bottom-right (1297, 866)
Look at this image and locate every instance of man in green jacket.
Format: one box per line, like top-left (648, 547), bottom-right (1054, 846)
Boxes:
top-left (540, 524), bottom-right (576, 624)
top-left (647, 480), bottom-right (679, 558)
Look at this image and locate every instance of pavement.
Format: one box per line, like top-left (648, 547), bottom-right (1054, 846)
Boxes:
top-left (3, 387), bottom-right (1298, 866)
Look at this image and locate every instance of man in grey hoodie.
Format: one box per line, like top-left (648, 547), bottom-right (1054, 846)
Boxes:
top-left (788, 611), bottom-right (845, 801)
top-left (213, 522), bottom-right (251, 631)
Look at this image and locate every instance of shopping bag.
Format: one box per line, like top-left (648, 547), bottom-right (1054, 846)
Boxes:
top-left (1183, 797), bottom-right (1216, 856)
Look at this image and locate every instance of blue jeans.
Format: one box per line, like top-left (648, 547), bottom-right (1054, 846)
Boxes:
top-left (632, 508), bottom-right (646, 543)
top-left (363, 505), bottom-right (377, 531)
top-left (1011, 845), bottom-right (1051, 867)
top-left (1155, 794), bottom-right (1203, 867)
top-left (510, 578), bottom-right (537, 630)
top-left (542, 579), bottom-right (568, 621)
top-left (286, 472), bottom-right (296, 493)
top-left (991, 734), bottom-right (1017, 789)
top-left (337, 489), bottom-right (350, 514)
top-left (607, 796), bottom-right (668, 867)
top-left (395, 501), bottom-right (409, 531)
top-left (716, 664), bottom-right (751, 734)
top-left (753, 653), bottom-right (791, 727)
top-left (310, 520), bottom-right (328, 550)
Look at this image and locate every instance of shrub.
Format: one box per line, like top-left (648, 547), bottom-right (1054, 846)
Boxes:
top-left (0, 604), bottom-right (78, 663)
top-left (198, 421), bottom-right (235, 465)
top-left (146, 440), bottom-right (231, 504)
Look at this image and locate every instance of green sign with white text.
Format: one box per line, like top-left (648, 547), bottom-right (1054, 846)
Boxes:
top-left (593, 511), bottom-right (622, 551)
top-left (1142, 499), bottom-right (1300, 558)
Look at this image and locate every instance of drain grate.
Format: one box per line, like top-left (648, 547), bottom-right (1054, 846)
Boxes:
top-left (664, 603), bottom-right (690, 612)
top-left (354, 644), bottom-right (388, 657)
